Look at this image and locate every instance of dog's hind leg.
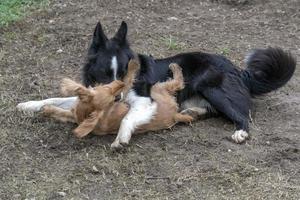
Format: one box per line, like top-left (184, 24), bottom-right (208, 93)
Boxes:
top-left (200, 87), bottom-right (251, 144)
top-left (42, 105), bottom-right (75, 123)
top-left (17, 97), bottom-right (78, 112)
top-left (190, 65), bottom-right (251, 143)
top-left (174, 113), bottom-right (194, 123)
top-left (42, 105), bottom-right (75, 122)
top-left (160, 63), bottom-right (185, 94)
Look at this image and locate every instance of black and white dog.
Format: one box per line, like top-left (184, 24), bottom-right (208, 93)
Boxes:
top-left (83, 21), bottom-right (296, 146)
top-left (18, 21), bottom-right (296, 146)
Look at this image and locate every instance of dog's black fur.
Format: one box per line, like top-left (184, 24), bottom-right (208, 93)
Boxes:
top-left (82, 21), bottom-right (296, 136)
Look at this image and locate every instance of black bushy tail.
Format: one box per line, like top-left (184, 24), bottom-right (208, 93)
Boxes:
top-left (241, 47), bottom-right (296, 95)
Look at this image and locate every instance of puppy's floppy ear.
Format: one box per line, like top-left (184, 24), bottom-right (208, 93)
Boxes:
top-left (60, 78), bottom-right (94, 103)
top-left (108, 80), bottom-right (125, 96)
top-left (113, 21), bottom-right (128, 45)
top-left (73, 111), bottom-right (103, 138)
top-left (75, 87), bottom-right (94, 103)
top-left (89, 22), bottom-right (108, 54)
top-left (61, 78), bottom-right (93, 102)
top-left (61, 78), bottom-right (84, 96)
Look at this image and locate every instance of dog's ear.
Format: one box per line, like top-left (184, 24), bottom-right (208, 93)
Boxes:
top-left (73, 111), bottom-right (103, 138)
top-left (113, 21), bottom-right (128, 46)
top-left (61, 78), bottom-right (84, 96)
top-left (108, 80), bottom-right (125, 96)
top-left (61, 78), bottom-right (94, 102)
top-left (89, 22), bottom-right (108, 54)
top-left (75, 87), bottom-right (94, 103)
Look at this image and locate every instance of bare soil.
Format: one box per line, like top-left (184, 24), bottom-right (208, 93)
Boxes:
top-left (0, 0), bottom-right (299, 199)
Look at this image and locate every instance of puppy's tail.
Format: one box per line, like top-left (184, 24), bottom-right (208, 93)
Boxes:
top-left (241, 47), bottom-right (296, 95)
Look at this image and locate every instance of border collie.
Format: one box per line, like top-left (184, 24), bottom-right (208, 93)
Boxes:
top-left (82, 21), bottom-right (296, 144)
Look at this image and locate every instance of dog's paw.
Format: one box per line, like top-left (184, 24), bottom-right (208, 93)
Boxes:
top-left (111, 139), bottom-right (123, 150)
top-left (17, 101), bottom-right (45, 112)
top-left (118, 134), bottom-right (131, 146)
top-left (41, 105), bottom-right (54, 115)
top-left (73, 129), bottom-right (87, 139)
top-left (180, 108), bottom-right (207, 119)
top-left (169, 63), bottom-right (181, 71)
top-left (186, 115), bottom-right (194, 125)
top-left (119, 139), bottom-right (130, 147)
top-left (231, 130), bottom-right (249, 144)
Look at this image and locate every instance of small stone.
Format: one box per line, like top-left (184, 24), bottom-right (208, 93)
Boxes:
top-left (49, 20), bottom-right (55, 24)
top-left (176, 180), bottom-right (183, 187)
top-left (92, 165), bottom-right (99, 172)
top-left (228, 149), bottom-right (232, 152)
top-left (167, 17), bottom-right (178, 21)
top-left (266, 141), bottom-right (270, 145)
top-left (56, 49), bottom-right (63, 53)
top-left (57, 192), bottom-right (66, 197)
top-left (13, 194), bottom-right (21, 198)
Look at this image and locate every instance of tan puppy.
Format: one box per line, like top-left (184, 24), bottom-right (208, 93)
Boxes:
top-left (42, 60), bottom-right (193, 145)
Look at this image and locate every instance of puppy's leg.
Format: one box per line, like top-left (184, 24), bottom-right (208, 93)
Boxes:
top-left (121, 59), bottom-right (140, 97)
top-left (17, 97), bottom-right (78, 112)
top-left (161, 63), bottom-right (185, 94)
top-left (174, 113), bottom-right (194, 123)
top-left (42, 105), bottom-right (75, 123)
top-left (180, 96), bottom-right (218, 119)
top-left (111, 91), bottom-right (157, 149)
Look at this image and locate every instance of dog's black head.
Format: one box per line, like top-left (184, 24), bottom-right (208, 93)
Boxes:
top-left (82, 21), bottom-right (135, 86)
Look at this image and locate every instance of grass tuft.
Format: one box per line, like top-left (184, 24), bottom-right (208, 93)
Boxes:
top-left (0, 0), bottom-right (48, 27)
top-left (219, 47), bottom-right (230, 56)
top-left (162, 35), bottom-right (186, 51)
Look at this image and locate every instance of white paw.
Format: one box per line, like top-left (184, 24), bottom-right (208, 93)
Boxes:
top-left (231, 130), bottom-right (249, 143)
top-left (111, 139), bottom-right (123, 149)
top-left (119, 134), bottom-right (131, 146)
top-left (16, 101), bottom-right (45, 112)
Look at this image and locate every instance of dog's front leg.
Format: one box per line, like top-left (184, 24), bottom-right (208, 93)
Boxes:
top-left (111, 91), bottom-right (157, 149)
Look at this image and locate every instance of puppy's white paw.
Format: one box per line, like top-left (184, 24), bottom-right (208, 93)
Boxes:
top-left (17, 101), bottom-right (45, 112)
top-left (231, 130), bottom-right (249, 143)
top-left (111, 139), bottom-right (123, 149)
top-left (119, 135), bottom-right (131, 146)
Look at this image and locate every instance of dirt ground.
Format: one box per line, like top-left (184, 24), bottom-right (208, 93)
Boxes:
top-left (0, 0), bottom-right (299, 199)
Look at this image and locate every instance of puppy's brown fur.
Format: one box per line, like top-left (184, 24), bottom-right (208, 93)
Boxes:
top-left (42, 60), bottom-right (193, 139)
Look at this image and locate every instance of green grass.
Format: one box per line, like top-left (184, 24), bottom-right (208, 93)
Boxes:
top-left (219, 47), bottom-right (230, 56)
top-left (162, 35), bottom-right (186, 51)
top-left (0, 0), bottom-right (47, 27)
